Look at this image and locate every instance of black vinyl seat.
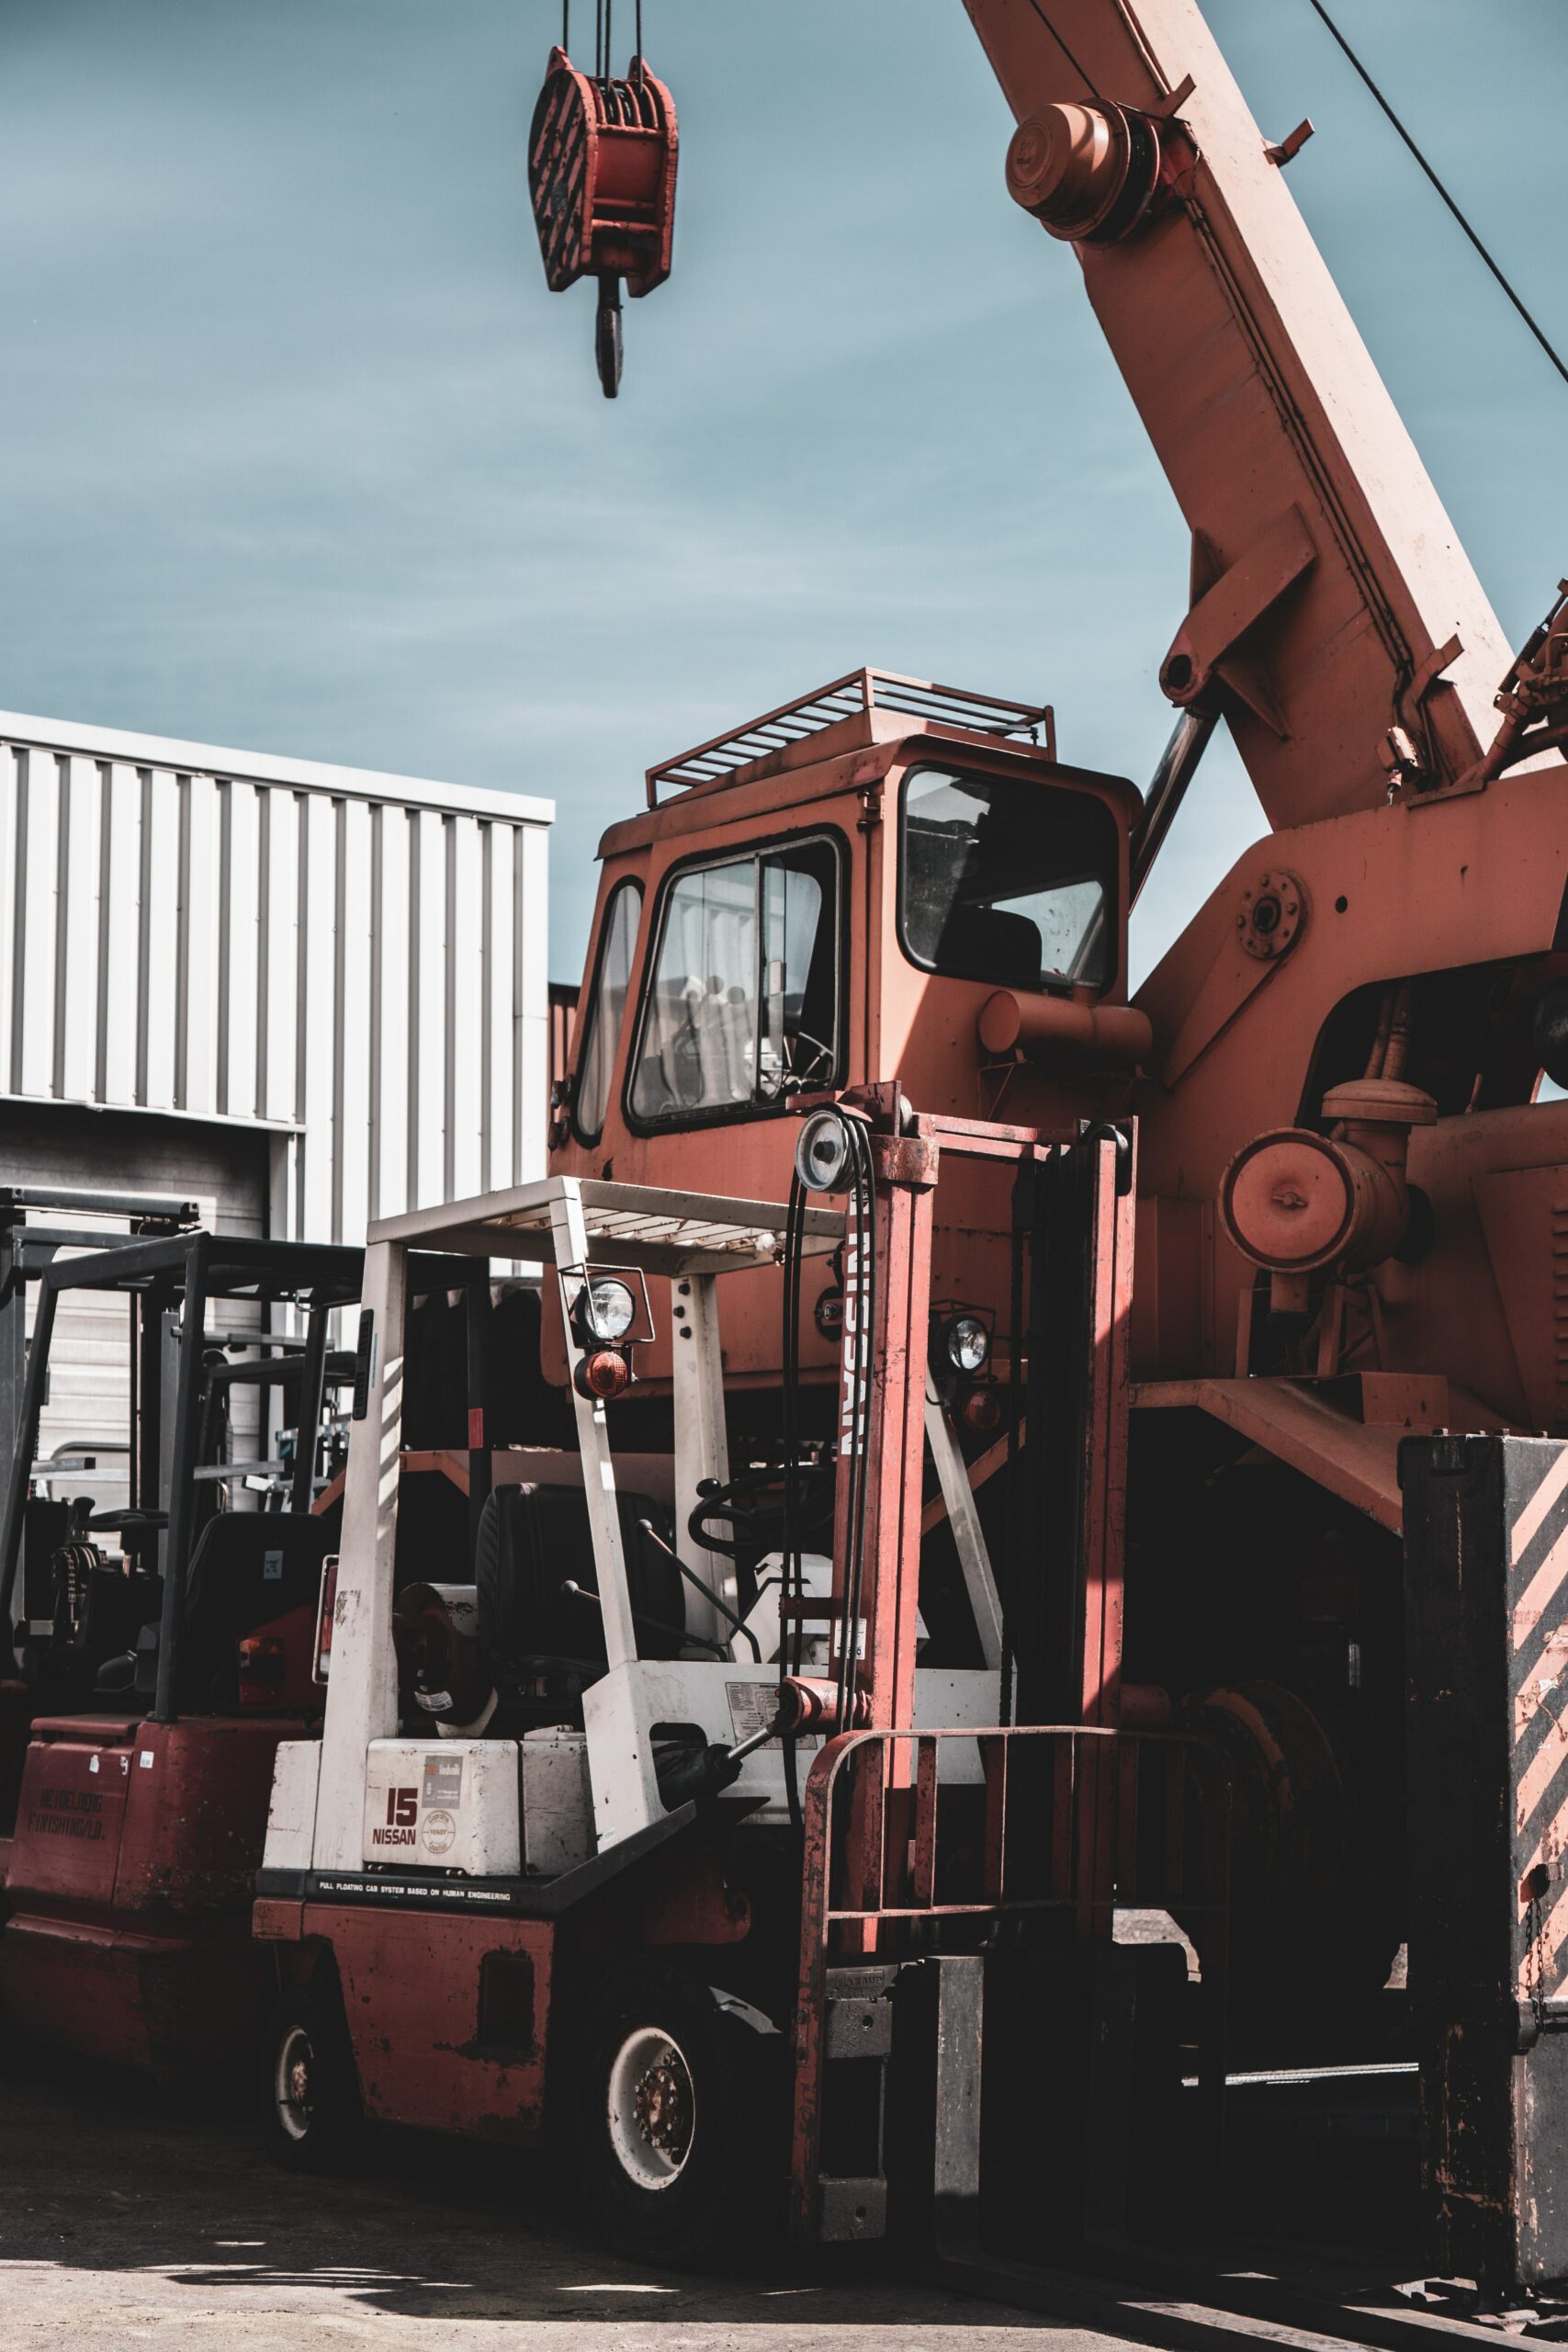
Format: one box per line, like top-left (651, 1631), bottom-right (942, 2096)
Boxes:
top-left (932, 902), bottom-right (1042, 989)
top-left (178, 1510), bottom-right (333, 1711)
top-left (47, 1546), bottom-right (164, 1706)
top-left (473, 1483), bottom-right (686, 1705)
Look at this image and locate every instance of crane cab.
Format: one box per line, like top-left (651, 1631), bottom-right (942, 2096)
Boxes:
top-left (548, 670), bottom-right (1143, 1396)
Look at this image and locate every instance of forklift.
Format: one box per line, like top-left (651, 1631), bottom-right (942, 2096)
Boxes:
top-left (253, 1116), bottom-right (1232, 2268)
top-left (0, 1228), bottom-right (488, 2078)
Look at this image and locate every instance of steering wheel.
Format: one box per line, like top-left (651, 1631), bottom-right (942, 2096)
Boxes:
top-left (759, 1029), bottom-right (834, 1102)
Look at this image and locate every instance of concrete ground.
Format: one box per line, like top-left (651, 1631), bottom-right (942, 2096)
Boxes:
top-left (0, 2059), bottom-right (1125, 2350)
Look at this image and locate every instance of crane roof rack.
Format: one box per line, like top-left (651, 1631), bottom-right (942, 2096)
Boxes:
top-left (645, 667), bottom-right (1054, 806)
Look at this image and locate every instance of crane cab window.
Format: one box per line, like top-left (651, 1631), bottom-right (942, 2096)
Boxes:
top-left (571, 878), bottom-right (643, 1146)
top-left (627, 837), bottom-right (840, 1126)
top-left (899, 765), bottom-right (1119, 992)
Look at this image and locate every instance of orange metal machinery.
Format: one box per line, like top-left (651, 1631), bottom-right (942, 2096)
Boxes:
top-left (543, 0), bottom-right (1568, 2078)
top-left (528, 40), bottom-right (677, 397)
top-left (552, 670), bottom-right (1141, 1410)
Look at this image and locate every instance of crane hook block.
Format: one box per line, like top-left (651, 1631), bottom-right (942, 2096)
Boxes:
top-left (528, 47), bottom-right (678, 400)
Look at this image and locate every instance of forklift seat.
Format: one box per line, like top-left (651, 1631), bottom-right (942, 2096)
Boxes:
top-left (179, 1510), bottom-right (333, 1712)
top-left (46, 1544), bottom-right (164, 1705)
top-left (933, 902), bottom-right (1042, 989)
top-left (474, 1483), bottom-right (686, 1700)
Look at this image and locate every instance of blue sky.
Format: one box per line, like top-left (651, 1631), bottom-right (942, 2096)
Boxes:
top-left (0, 0), bottom-right (1562, 987)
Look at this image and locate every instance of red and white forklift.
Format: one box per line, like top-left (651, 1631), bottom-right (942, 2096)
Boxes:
top-left (253, 1119), bottom-right (1232, 2271)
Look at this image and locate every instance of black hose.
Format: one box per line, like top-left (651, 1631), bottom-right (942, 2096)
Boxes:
top-left (836, 1114), bottom-right (875, 1736)
top-left (1000, 1157), bottom-right (1030, 1731)
top-left (778, 1167), bottom-right (808, 1835)
top-left (834, 1125), bottom-right (862, 1733)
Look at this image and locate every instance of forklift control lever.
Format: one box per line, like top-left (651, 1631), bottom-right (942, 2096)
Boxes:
top-left (635, 1519), bottom-right (761, 1659)
top-left (558, 1578), bottom-right (727, 1660)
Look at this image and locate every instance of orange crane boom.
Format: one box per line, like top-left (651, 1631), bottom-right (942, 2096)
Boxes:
top-left (963, 0), bottom-right (1515, 821)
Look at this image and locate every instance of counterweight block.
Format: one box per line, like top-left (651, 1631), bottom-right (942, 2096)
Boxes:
top-left (1404, 1432), bottom-right (1568, 2290)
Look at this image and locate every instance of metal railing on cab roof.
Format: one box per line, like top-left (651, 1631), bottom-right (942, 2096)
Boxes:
top-left (644, 669), bottom-right (1055, 806)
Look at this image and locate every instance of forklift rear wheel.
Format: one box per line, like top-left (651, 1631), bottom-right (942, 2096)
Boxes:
top-left (571, 1963), bottom-right (779, 2265)
top-left (261, 1986), bottom-right (363, 2173)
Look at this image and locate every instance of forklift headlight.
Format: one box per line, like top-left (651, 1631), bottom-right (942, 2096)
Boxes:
top-left (582, 1277), bottom-right (637, 1344)
top-left (942, 1314), bottom-right (990, 1376)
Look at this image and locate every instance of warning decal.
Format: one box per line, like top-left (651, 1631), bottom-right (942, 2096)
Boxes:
top-left (725, 1680), bottom-right (818, 1752)
top-left (423, 1754), bottom-right (463, 1809)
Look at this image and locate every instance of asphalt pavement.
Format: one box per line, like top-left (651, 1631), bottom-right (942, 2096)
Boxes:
top-left (0, 2057), bottom-right (1126, 2350)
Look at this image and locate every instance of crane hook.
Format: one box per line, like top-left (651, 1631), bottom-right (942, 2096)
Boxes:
top-left (594, 273), bottom-right (624, 401)
top-left (528, 47), bottom-right (678, 402)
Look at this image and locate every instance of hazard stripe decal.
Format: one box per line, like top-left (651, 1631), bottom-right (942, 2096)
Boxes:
top-left (1513, 1447), bottom-right (1568, 1567)
top-left (1508, 1444), bottom-right (1568, 1998)
top-left (1514, 1522), bottom-right (1568, 1655)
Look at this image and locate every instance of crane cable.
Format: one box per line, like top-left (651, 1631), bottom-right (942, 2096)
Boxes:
top-left (1020, 0), bottom-right (1103, 101)
top-left (1303, 0), bottom-right (1568, 392)
top-left (561, 1), bottom-right (643, 86)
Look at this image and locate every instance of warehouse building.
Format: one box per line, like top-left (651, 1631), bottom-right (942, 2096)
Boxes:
top-left (0, 706), bottom-right (552, 1510)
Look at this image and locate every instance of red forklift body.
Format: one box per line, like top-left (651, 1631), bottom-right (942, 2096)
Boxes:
top-left (282, 1906), bottom-right (556, 2140)
top-left (0, 1233), bottom-right (491, 2079)
top-left (1, 1715), bottom-right (299, 2073)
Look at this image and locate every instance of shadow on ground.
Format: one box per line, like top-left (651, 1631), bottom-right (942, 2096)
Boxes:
top-left (0, 2053), bottom-right (1067, 2342)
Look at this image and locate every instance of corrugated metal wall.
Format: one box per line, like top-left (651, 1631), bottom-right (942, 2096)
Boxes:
top-left (0, 716), bottom-right (554, 1243)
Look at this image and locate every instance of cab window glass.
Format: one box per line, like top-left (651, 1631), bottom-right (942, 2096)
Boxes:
top-left (900, 766), bottom-right (1118, 991)
top-left (571, 879), bottom-right (641, 1144)
top-left (628, 839), bottom-right (839, 1125)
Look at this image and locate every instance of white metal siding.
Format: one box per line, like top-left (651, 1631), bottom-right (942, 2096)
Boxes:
top-left (0, 714), bottom-right (553, 1244)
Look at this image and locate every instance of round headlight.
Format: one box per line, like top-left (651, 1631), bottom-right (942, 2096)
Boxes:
top-left (583, 1276), bottom-right (636, 1344)
top-left (944, 1314), bottom-right (989, 1375)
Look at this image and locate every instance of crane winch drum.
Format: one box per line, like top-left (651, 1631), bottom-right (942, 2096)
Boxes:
top-left (528, 45), bottom-right (678, 398)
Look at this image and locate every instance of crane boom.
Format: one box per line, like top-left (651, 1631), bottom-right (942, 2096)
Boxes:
top-left (962, 0), bottom-right (1515, 824)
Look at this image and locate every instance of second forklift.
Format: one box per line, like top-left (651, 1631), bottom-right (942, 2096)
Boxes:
top-left (0, 1229), bottom-right (489, 2077)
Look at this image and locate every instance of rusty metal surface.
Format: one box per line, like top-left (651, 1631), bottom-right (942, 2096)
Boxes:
top-left (319, 1902), bottom-right (556, 2141)
top-left (529, 47), bottom-right (677, 299)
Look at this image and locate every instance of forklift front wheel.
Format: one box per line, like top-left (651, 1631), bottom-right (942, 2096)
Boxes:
top-left (571, 1963), bottom-right (779, 2265)
top-left (260, 1986), bottom-right (363, 2174)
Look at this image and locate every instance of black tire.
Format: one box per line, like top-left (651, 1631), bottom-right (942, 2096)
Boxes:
top-left (570, 1962), bottom-right (784, 2267)
top-left (259, 1984), bottom-right (363, 2173)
